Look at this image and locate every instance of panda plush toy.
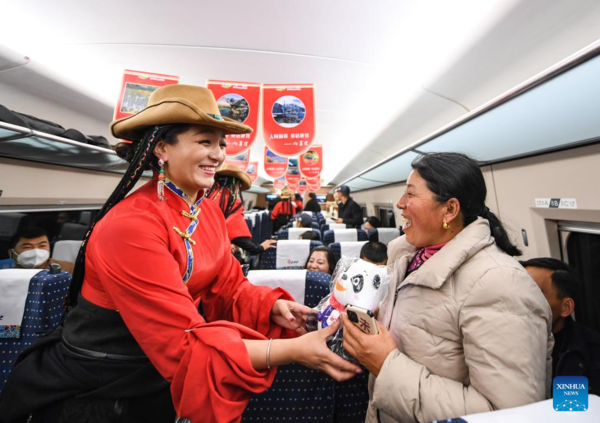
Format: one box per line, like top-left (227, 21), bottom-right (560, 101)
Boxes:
top-left (307, 257), bottom-right (389, 361)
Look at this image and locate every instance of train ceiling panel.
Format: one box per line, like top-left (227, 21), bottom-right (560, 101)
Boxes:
top-left (1, 1), bottom-right (600, 188)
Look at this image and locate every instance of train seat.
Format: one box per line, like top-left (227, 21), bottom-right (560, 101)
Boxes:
top-left (261, 240), bottom-right (322, 270)
top-left (368, 228), bottom-right (402, 245)
top-left (329, 241), bottom-right (368, 263)
top-left (280, 228), bottom-right (322, 241)
top-left (52, 240), bottom-right (81, 263)
top-left (322, 229), bottom-right (368, 245)
top-left (0, 268), bottom-right (71, 394)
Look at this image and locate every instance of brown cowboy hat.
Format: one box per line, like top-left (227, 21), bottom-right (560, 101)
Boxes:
top-left (280, 186), bottom-right (294, 199)
top-left (110, 84), bottom-right (252, 141)
top-left (217, 164), bottom-right (252, 191)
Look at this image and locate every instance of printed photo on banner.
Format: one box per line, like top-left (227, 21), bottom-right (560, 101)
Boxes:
top-left (114, 70), bottom-right (180, 122)
top-left (286, 158), bottom-right (301, 185)
top-left (246, 161), bottom-right (258, 182)
top-left (300, 145), bottom-right (323, 178)
top-left (273, 176), bottom-right (286, 190)
top-left (225, 151), bottom-right (249, 172)
top-left (262, 84), bottom-right (315, 157)
top-left (206, 80), bottom-right (261, 155)
top-left (264, 147), bottom-right (288, 179)
top-left (298, 180), bottom-right (307, 193)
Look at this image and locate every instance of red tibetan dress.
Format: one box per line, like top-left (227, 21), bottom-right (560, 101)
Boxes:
top-left (81, 178), bottom-right (294, 422)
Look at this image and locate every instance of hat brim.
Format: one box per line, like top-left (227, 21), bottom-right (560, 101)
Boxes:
top-left (111, 98), bottom-right (252, 141)
top-left (217, 165), bottom-right (252, 191)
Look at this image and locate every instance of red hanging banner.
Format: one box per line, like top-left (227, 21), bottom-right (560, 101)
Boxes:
top-left (285, 158), bottom-right (301, 186)
top-left (207, 80), bottom-right (261, 155)
top-left (262, 84), bottom-right (315, 157)
top-left (298, 180), bottom-right (307, 194)
top-left (114, 69), bottom-right (180, 122)
top-left (225, 151), bottom-right (250, 172)
top-left (264, 147), bottom-right (288, 179)
top-left (305, 176), bottom-right (321, 185)
top-left (299, 146), bottom-right (323, 179)
top-left (288, 182), bottom-right (299, 191)
top-left (308, 181), bottom-right (321, 191)
top-left (273, 176), bottom-right (286, 190)
top-left (246, 161), bottom-right (258, 183)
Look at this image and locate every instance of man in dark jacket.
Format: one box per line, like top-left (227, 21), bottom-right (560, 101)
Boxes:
top-left (304, 192), bottom-right (322, 213)
top-left (521, 257), bottom-right (600, 395)
top-left (334, 185), bottom-right (363, 229)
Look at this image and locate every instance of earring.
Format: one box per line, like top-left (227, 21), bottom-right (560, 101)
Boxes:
top-left (443, 221), bottom-right (450, 230)
top-left (157, 159), bottom-right (166, 201)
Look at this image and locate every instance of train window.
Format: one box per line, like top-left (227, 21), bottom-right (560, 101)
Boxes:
top-left (0, 210), bottom-right (98, 260)
top-left (558, 221), bottom-right (600, 332)
top-left (360, 206), bottom-right (368, 218)
top-left (377, 207), bottom-right (396, 228)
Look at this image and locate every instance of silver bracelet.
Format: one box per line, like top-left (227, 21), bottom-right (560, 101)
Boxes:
top-left (266, 338), bottom-right (273, 370)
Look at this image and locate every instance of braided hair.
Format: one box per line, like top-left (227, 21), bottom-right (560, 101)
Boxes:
top-left (205, 175), bottom-right (245, 219)
top-left (66, 124), bottom-right (190, 308)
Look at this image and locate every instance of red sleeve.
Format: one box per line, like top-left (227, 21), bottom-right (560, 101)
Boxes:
top-left (271, 202), bottom-right (282, 220)
top-left (225, 208), bottom-right (252, 240)
top-left (87, 214), bottom-right (292, 423)
top-left (201, 234), bottom-right (296, 339)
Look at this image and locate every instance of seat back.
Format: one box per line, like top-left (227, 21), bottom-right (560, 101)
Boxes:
top-left (52, 240), bottom-right (81, 263)
top-left (323, 229), bottom-right (368, 245)
top-left (261, 240), bottom-right (322, 270)
top-left (287, 228), bottom-right (321, 241)
top-left (329, 241), bottom-right (368, 263)
top-left (0, 269), bottom-right (71, 394)
top-left (55, 222), bottom-right (88, 241)
top-left (368, 228), bottom-right (402, 245)
top-left (243, 270), bottom-right (338, 421)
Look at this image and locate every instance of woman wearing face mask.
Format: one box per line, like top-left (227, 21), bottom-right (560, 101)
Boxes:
top-left (7, 227), bottom-right (74, 273)
top-left (0, 85), bottom-right (360, 423)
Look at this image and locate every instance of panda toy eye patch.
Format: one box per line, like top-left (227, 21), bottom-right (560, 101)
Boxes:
top-left (373, 274), bottom-right (381, 289)
top-left (351, 274), bottom-right (364, 293)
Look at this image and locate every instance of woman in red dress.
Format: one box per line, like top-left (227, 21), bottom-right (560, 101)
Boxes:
top-left (0, 85), bottom-right (359, 423)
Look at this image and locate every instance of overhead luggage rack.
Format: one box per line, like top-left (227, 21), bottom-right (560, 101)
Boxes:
top-left (0, 121), bottom-right (134, 174)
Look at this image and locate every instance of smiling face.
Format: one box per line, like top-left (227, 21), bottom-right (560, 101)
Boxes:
top-left (155, 124), bottom-right (226, 200)
top-left (307, 251), bottom-right (330, 273)
top-left (397, 170), bottom-right (451, 248)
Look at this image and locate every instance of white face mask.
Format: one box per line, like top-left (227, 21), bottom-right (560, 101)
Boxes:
top-left (14, 249), bottom-right (50, 268)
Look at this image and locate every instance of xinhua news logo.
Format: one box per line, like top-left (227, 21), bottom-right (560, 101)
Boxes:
top-left (553, 376), bottom-right (588, 412)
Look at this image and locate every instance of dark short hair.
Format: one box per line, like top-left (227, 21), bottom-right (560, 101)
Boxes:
top-left (305, 246), bottom-right (337, 275)
top-left (308, 192), bottom-right (317, 199)
top-left (11, 227), bottom-right (49, 249)
top-left (519, 257), bottom-right (580, 300)
top-left (366, 216), bottom-right (381, 228)
top-left (360, 241), bottom-right (388, 264)
top-left (300, 230), bottom-right (319, 241)
top-left (297, 214), bottom-right (313, 228)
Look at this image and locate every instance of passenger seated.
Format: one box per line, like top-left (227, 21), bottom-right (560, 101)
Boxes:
top-left (363, 216), bottom-right (381, 232)
top-left (521, 257), bottom-right (600, 395)
top-left (305, 246), bottom-right (337, 275)
top-left (7, 227), bottom-right (74, 273)
top-left (300, 230), bottom-right (319, 241)
top-left (295, 213), bottom-right (313, 229)
top-left (359, 241), bottom-right (388, 265)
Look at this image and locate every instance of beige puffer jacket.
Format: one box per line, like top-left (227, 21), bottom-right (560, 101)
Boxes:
top-left (366, 218), bottom-right (553, 423)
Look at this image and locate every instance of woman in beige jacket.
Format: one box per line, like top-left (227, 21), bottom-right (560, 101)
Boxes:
top-left (342, 152), bottom-right (553, 423)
